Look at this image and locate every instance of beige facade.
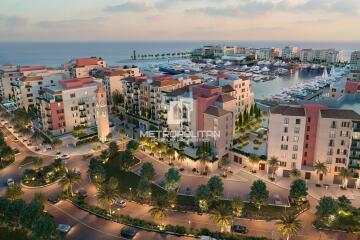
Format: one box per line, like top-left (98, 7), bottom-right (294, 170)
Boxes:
top-left (0, 65), bottom-right (21, 101)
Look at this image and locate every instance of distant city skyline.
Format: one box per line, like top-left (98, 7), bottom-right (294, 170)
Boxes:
top-left (1, 0), bottom-right (360, 42)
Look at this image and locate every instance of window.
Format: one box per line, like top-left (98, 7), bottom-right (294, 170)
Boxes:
top-left (329, 130), bottom-right (335, 138)
top-left (293, 145), bottom-right (298, 151)
top-left (70, 93), bottom-right (76, 98)
top-left (326, 157), bottom-right (332, 164)
top-left (329, 139), bottom-right (334, 147)
top-left (295, 119), bottom-right (301, 124)
top-left (307, 117), bottom-right (311, 123)
top-left (280, 161), bottom-right (287, 167)
top-left (281, 144), bottom-right (288, 150)
top-left (292, 153), bottom-right (297, 160)
top-left (284, 118), bottom-right (289, 124)
top-left (284, 127), bottom-right (288, 133)
top-left (294, 127), bottom-right (300, 134)
top-left (331, 121), bottom-right (337, 128)
top-left (306, 135), bottom-right (309, 140)
top-left (327, 148), bottom-right (333, 156)
top-left (281, 136), bottom-right (289, 142)
top-left (307, 126), bottom-right (310, 131)
top-left (293, 136), bottom-right (299, 142)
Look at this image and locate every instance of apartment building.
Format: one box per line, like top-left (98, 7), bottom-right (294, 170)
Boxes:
top-left (218, 74), bottom-right (255, 120)
top-left (39, 77), bottom-right (104, 134)
top-left (69, 57), bottom-right (107, 78)
top-left (282, 46), bottom-right (299, 60)
top-left (268, 104), bottom-right (360, 187)
top-left (12, 67), bottom-right (67, 111)
top-left (350, 51), bottom-right (360, 65)
top-left (300, 49), bottom-right (344, 63)
top-left (102, 66), bottom-right (141, 106)
top-left (0, 65), bottom-right (22, 101)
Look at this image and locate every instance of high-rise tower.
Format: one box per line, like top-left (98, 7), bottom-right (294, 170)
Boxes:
top-left (96, 87), bottom-right (110, 143)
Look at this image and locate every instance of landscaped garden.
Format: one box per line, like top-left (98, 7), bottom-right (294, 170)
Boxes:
top-left (0, 131), bottom-right (15, 169)
top-left (314, 195), bottom-right (360, 233)
top-left (22, 159), bottom-right (65, 187)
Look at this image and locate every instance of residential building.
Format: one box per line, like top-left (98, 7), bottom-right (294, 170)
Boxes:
top-left (38, 77), bottom-right (105, 134)
top-left (267, 104), bottom-right (360, 187)
top-left (300, 49), bottom-right (344, 63)
top-left (258, 48), bottom-right (272, 60)
top-left (350, 51), bottom-right (360, 65)
top-left (282, 46), bottom-right (299, 60)
top-left (69, 57), bottom-right (107, 78)
top-left (300, 49), bottom-right (314, 62)
top-left (0, 65), bottom-right (21, 101)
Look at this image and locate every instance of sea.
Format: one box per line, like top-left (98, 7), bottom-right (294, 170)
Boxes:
top-left (0, 41), bottom-right (359, 112)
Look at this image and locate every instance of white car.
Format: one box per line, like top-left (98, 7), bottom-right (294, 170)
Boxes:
top-left (57, 224), bottom-right (72, 234)
top-left (115, 200), bottom-right (127, 209)
top-left (60, 154), bottom-right (70, 160)
top-left (6, 178), bottom-right (15, 186)
top-left (274, 194), bottom-right (282, 205)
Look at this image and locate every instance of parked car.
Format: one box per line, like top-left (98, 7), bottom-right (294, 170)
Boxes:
top-left (120, 226), bottom-right (138, 239)
top-left (57, 224), bottom-right (72, 234)
top-left (48, 195), bottom-right (60, 204)
top-left (77, 189), bottom-right (88, 198)
top-left (6, 178), bottom-right (15, 186)
top-left (115, 200), bottom-right (127, 209)
top-left (13, 139), bottom-right (20, 143)
top-left (46, 146), bottom-right (52, 151)
top-left (56, 151), bottom-right (61, 156)
top-left (35, 147), bottom-right (41, 152)
top-left (231, 225), bottom-right (248, 234)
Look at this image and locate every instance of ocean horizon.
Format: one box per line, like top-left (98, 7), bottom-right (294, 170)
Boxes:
top-left (1, 41), bottom-right (359, 67)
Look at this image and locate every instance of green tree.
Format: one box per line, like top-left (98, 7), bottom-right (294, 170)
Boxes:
top-left (290, 168), bottom-right (301, 179)
top-left (140, 162), bottom-right (156, 181)
top-left (112, 90), bottom-right (124, 105)
top-left (289, 179), bottom-right (308, 206)
top-left (59, 168), bottom-right (81, 197)
top-left (137, 178), bottom-right (152, 200)
top-left (5, 199), bottom-right (26, 228)
top-left (97, 178), bottom-right (120, 214)
top-left (339, 168), bottom-right (352, 189)
top-left (149, 197), bottom-right (168, 224)
top-left (237, 112), bottom-right (243, 127)
top-left (164, 168), bottom-right (181, 191)
top-left (108, 141), bottom-right (119, 157)
top-left (5, 184), bottom-right (23, 201)
top-left (249, 180), bottom-right (269, 210)
top-left (20, 200), bottom-right (44, 228)
top-left (32, 213), bottom-right (58, 240)
top-left (277, 213), bottom-right (302, 240)
top-left (126, 140), bottom-right (139, 153)
top-left (213, 203), bottom-right (232, 232)
top-left (316, 196), bottom-right (339, 226)
top-left (268, 156), bottom-right (280, 179)
top-left (314, 161), bottom-right (328, 185)
top-left (196, 147), bottom-right (209, 174)
top-left (207, 176), bottom-right (224, 201)
top-left (337, 195), bottom-right (352, 212)
top-left (33, 157), bottom-right (43, 172)
top-left (119, 150), bottom-right (137, 172)
top-left (231, 196), bottom-right (244, 217)
top-left (195, 184), bottom-right (211, 211)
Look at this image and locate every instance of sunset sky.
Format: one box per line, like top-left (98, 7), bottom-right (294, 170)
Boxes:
top-left (1, 0), bottom-right (360, 42)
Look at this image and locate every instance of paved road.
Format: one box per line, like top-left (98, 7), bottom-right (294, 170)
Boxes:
top-left (0, 126), bottom-right (357, 240)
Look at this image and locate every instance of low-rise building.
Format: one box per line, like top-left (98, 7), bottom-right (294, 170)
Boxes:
top-left (267, 104), bottom-right (360, 187)
top-left (69, 57), bottom-right (106, 78)
top-left (0, 65), bottom-right (21, 101)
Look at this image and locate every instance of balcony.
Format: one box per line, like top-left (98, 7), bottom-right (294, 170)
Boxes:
top-left (47, 120), bottom-right (52, 124)
top-left (78, 102), bottom-right (85, 105)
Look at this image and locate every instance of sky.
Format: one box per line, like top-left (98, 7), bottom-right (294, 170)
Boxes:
top-left (0, 0), bottom-right (360, 42)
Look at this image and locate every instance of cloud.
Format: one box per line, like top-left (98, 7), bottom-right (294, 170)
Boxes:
top-left (277, 0), bottom-right (360, 14)
top-left (36, 17), bottom-right (106, 28)
top-left (187, 0), bottom-right (274, 17)
top-left (103, 1), bottom-right (151, 12)
top-left (0, 14), bottom-right (28, 27)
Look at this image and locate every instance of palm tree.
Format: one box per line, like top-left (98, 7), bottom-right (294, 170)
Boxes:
top-left (149, 198), bottom-right (168, 224)
top-left (290, 168), bottom-right (301, 179)
top-left (314, 161), bottom-right (328, 185)
top-left (33, 157), bottom-right (43, 172)
top-left (97, 179), bottom-right (120, 214)
top-left (196, 148), bottom-right (209, 174)
top-left (248, 154), bottom-right (260, 172)
top-left (277, 213), bottom-right (302, 240)
top-left (5, 184), bottom-right (23, 201)
top-left (177, 151), bottom-right (186, 168)
top-left (167, 148), bottom-right (175, 164)
top-left (339, 168), bottom-right (352, 189)
top-left (268, 156), bottom-right (280, 179)
top-left (213, 203), bottom-right (232, 232)
top-left (59, 168), bottom-right (81, 197)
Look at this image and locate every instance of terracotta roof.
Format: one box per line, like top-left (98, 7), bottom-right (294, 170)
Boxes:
top-left (216, 94), bottom-right (236, 103)
top-left (320, 109), bottom-right (360, 120)
top-left (75, 58), bottom-right (100, 66)
top-left (166, 86), bottom-right (189, 97)
top-left (59, 77), bottom-right (95, 89)
top-left (96, 87), bottom-right (106, 94)
top-left (19, 66), bottom-right (46, 72)
top-left (104, 69), bottom-right (128, 77)
top-left (270, 105), bottom-right (305, 116)
top-left (204, 106), bottom-right (230, 117)
top-left (152, 79), bottom-right (179, 87)
top-left (222, 84), bottom-right (235, 93)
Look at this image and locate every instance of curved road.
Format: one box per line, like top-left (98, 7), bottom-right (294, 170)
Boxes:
top-left (0, 126), bottom-right (356, 240)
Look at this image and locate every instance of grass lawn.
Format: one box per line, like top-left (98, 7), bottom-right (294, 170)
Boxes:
top-left (20, 156), bottom-right (40, 166)
top-left (104, 154), bottom-right (166, 196)
top-left (0, 226), bottom-right (29, 240)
